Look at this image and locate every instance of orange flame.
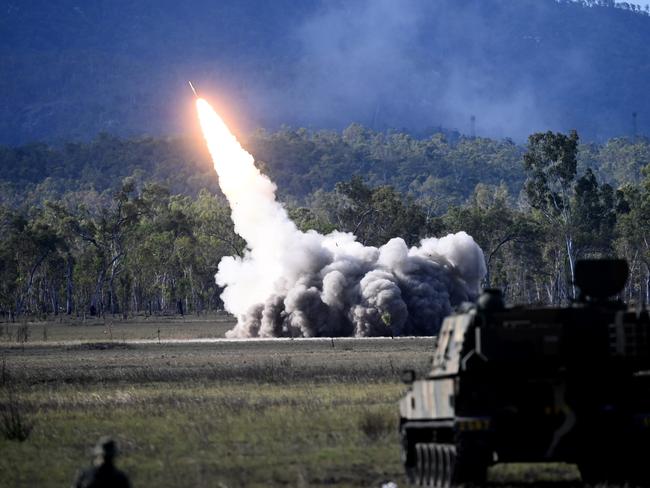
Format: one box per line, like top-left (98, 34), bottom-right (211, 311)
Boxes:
top-left (195, 98), bottom-right (256, 189)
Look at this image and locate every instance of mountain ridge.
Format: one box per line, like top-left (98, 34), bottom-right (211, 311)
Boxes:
top-left (1, 0), bottom-right (649, 144)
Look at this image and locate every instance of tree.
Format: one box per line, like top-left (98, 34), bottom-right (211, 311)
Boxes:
top-left (615, 166), bottom-right (650, 303)
top-left (53, 178), bottom-right (147, 315)
top-left (524, 130), bottom-right (581, 300)
top-left (315, 176), bottom-right (433, 247)
top-left (443, 184), bottom-right (540, 293)
top-left (572, 168), bottom-right (617, 256)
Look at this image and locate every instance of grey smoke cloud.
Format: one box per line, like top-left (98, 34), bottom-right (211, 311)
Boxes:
top-left (224, 231), bottom-right (486, 338)
top-left (196, 97), bottom-right (487, 338)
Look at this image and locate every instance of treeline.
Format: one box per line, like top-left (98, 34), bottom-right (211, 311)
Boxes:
top-left (0, 183), bottom-right (243, 320)
top-left (299, 131), bottom-right (650, 306)
top-left (579, 0), bottom-right (650, 15)
top-left (1, 129), bottom-right (649, 320)
top-left (2, 125), bottom-right (650, 208)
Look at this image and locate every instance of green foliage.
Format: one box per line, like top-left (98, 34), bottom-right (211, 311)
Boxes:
top-left (573, 169), bottom-right (617, 254)
top-left (444, 184), bottom-right (541, 295)
top-left (524, 130), bottom-right (579, 216)
top-left (249, 128), bottom-right (526, 206)
top-left (0, 135), bottom-right (219, 208)
top-left (2, 128), bottom-right (650, 211)
top-left (1, 127), bottom-right (650, 316)
top-left (0, 180), bottom-right (242, 318)
top-left (312, 176), bottom-right (435, 247)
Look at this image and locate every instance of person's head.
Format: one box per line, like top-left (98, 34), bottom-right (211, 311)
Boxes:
top-left (92, 437), bottom-right (118, 466)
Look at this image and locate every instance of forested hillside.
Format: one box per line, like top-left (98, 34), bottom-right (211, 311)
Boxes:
top-left (2, 0), bottom-right (650, 144)
top-left (2, 126), bottom-right (650, 207)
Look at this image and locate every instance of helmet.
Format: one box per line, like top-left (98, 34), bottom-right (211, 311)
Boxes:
top-left (93, 437), bottom-right (118, 460)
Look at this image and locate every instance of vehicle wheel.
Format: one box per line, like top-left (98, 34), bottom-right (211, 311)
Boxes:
top-left (416, 443), bottom-right (430, 486)
top-left (450, 442), bottom-right (487, 486)
top-left (400, 429), bottom-right (416, 484)
top-left (439, 444), bottom-right (452, 488)
top-left (425, 443), bottom-right (434, 487)
top-left (430, 444), bottom-right (440, 488)
top-left (415, 443), bottom-right (424, 486)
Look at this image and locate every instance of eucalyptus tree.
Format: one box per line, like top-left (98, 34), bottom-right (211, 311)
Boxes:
top-left (51, 178), bottom-right (147, 315)
top-left (443, 184), bottom-right (540, 296)
top-left (615, 165), bottom-right (650, 303)
top-left (523, 130), bottom-right (581, 301)
top-left (317, 176), bottom-right (430, 247)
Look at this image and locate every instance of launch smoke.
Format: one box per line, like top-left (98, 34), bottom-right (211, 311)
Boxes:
top-left (195, 99), bottom-right (486, 337)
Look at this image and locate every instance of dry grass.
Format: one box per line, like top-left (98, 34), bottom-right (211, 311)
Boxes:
top-left (0, 387), bottom-right (34, 442)
top-left (1, 336), bottom-right (433, 386)
top-left (0, 321), bottom-right (589, 487)
top-left (358, 409), bottom-right (394, 442)
top-left (0, 312), bottom-right (236, 343)
top-left (0, 334), bottom-right (434, 487)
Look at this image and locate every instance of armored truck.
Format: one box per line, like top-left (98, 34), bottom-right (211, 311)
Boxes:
top-left (399, 260), bottom-right (650, 486)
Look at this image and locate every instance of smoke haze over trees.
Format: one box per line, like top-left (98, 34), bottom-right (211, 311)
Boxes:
top-left (2, 0), bottom-right (650, 144)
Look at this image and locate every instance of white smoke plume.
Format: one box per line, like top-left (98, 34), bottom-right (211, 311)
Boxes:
top-left (196, 99), bottom-right (486, 338)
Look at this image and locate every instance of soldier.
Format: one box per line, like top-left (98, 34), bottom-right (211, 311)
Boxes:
top-left (73, 436), bottom-right (131, 488)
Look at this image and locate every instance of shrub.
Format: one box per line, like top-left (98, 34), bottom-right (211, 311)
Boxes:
top-left (358, 410), bottom-right (393, 442)
top-left (0, 389), bottom-right (33, 441)
top-left (16, 323), bottom-right (30, 344)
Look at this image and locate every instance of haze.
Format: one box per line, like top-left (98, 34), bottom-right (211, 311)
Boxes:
top-left (1, 0), bottom-right (649, 143)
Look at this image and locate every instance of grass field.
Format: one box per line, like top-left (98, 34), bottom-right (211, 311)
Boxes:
top-left (0, 312), bottom-right (235, 343)
top-left (0, 316), bottom-right (582, 487)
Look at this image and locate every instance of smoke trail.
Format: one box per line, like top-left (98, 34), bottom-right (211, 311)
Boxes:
top-left (196, 99), bottom-right (486, 337)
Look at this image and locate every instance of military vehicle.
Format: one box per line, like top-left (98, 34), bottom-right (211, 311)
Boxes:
top-left (399, 259), bottom-right (650, 486)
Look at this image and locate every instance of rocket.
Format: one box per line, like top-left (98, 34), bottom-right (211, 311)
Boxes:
top-left (188, 81), bottom-right (198, 98)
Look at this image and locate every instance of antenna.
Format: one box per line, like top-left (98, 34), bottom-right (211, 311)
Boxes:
top-left (632, 112), bottom-right (638, 140)
top-left (470, 115), bottom-right (476, 138)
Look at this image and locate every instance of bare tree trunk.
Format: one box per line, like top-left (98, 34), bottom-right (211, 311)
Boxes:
top-left (109, 273), bottom-right (117, 316)
top-left (644, 263), bottom-right (650, 307)
top-left (50, 282), bottom-right (58, 316)
top-left (90, 267), bottom-right (107, 316)
top-left (132, 286), bottom-right (139, 314)
top-left (121, 278), bottom-right (129, 320)
top-left (16, 251), bottom-right (49, 316)
top-left (65, 255), bottom-right (74, 315)
top-left (565, 235), bottom-right (577, 301)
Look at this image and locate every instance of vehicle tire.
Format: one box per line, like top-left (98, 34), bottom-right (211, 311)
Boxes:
top-left (416, 443), bottom-right (425, 486)
top-left (440, 444), bottom-right (452, 488)
top-left (450, 442), bottom-right (488, 486)
top-left (425, 443), bottom-right (433, 486)
top-left (416, 443), bottom-right (433, 486)
top-left (400, 428), bottom-right (416, 484)
top-left (430, 444), bottom-right (440, 488)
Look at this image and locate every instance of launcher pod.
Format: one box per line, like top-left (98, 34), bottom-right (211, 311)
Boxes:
top-left (399, 259), bottom-right (650, 487)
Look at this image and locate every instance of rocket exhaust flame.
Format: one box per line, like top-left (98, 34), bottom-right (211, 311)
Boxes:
top-left (195, 99), bottom-right (486, 338)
